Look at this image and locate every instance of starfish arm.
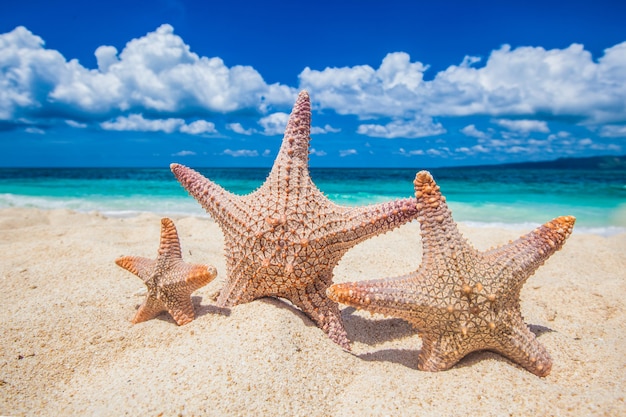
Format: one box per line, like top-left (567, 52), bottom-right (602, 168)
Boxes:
top-left (269, 91), bottom-right (312, 174)
top-left (170, 163), bottom-right (247, 228)
top-left (287, 279), bottom-right (351, 350)
top-left (327, 273), bottom-right (435, 328)
top-left (215, 271), bottom-right (255, 308)
top-left (486, 215), bottom-right (575, 290)
top-left (158, 218), bottom-right (182, 259)
top-left (132, 296), bottom-right (166, 324)
top-left (160, 292), bottom-right (196, 326)
top-left (340, 197), bottom-right (419, 243)
top-left (184, 264), bottom-right (218, 292)
top-left (492, 316), bottom-right (553, 377)
top-left (115, 256), bottom-right (155, 282)
top-left (417, 332), bottom-right (469, 372)
top-left (413, 171), bottom-right (475, 264)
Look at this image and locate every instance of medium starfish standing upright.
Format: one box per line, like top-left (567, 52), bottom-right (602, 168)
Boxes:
top-left (115, 218), bottom-right (217, 325)
top-left (171, 91), bottom-right (419, 349)
top-left (328, 171), bottom-right (575, 376)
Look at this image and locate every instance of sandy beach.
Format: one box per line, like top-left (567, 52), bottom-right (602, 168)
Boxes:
top-left (1, 207), bottom-right (624, 416)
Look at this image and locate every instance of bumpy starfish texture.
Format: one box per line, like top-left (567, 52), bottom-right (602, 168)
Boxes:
top-left (115, 218), bottom-right (217, 325)
top-left (328, 171), bottom-right (575, 376)
top-left (171, 91), bottom-right (419, 349)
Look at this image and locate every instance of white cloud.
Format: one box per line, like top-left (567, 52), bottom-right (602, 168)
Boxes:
top-left (425, 148), bottom-right (445, 157)
top-left (548, 131), bottom-right (571, 140)
top-left (461, 124), bottom-right (489, 139)
top-left (223, 148), bottom-right (259, 157)
top-left (258, 112), bottom-right (289, 135)
top-left (494, 119), bottom-right (549, 133)
top-left (227, 122), bottom-right (255, 135)
top-left (311, 124), bottom-right (341, 134)
top-left (25, 127), bottom-right (44, 134)
top-left (101, 113), bottom-right (217, 135)
top-left (0, 25), bottom-right (296, 122)
top-left (339, 149), bottom-right (357, 157)
top-left (357, 116), bottom-right (445, 138)
top-left (599, 124), bottom-right (626, 138)
top-left (65, 120), bottom-right (87, 128)
top-left (300, 43), bottom-right (626, 125)
top-left (504, 146), bottom-right (529, 154)
top-left (3, 23), bottom-right (626, 142)
top-left (228, 116), bottom-right (337, 137)
top-left (179, 120), bottom-right (217, 135)
top-left (577, 138), bottom-right (621, 152)
top-left (300, 52), bottom-right (428, 118)
top-left (455, 145), bottom-right (489, 155)
top-left (397, 148), bottom-right (425, 156)
top-left (101, 114), bottom-right (183, 133)
top-left (172, 150), bottom-right (196, 156)
top-left (309, 148), bottom-right (327, 156)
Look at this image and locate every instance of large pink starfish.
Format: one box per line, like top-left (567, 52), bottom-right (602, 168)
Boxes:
top-left (328, 171), bottom-right (575, 376)
top-left (171, 91), bottom-right (419, 348)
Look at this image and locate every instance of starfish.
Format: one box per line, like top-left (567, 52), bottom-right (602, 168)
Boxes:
top-left (170, 91), bottom-right (418, 349)
top-left (327, 171), bottom-right (575, 376)
top-left (115, 217), bottom-right (217, 325)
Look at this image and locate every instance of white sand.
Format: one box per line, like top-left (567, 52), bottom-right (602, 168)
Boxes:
top-left (1, 207), bottom-right (625, 416)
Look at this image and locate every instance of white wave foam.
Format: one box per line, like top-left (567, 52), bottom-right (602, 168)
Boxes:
top-left (2, 193), bottom-right (623, 236)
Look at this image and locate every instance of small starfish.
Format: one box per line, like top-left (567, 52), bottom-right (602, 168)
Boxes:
top-left (171, 91), bottom-right (418, 349)
top-left (115, 217), bottom-right (217, 325)
top-left (327, 171), bottom-right (575, 376)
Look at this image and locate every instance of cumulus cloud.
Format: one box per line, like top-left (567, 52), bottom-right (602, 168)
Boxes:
top-left (357, 116), bottom-right (445, 138)
top-left (101, 113), bottom-right (217, 135)
top-left (300, 43), bottom-right (626, 125)
top-left (309, 148), bottom-right (327, 156)
top-left (311, 124), bottom-right (341, 134)
top-left (494, 119), bottom-right (549, 134)
top-left (258, 112), bottom-right (289, 135)
top-left (455, 145), bottom-right (489, 155)
top-left (461, 124), bottom-right (489, 139)
top-left (172, 150), bottom-right (196, 156)
top-left (179, 120), bottom-right (217, 134)
top-left (397, 148), bottom-right (425, 157)
top-left (548, 131), bottom-right (571, 140)
top-left (25, 127), bottom-right (45, 134)
top-left (227, 122), bottom-right (255, 135)
top-left (0, 25), bottom-right (296, 123)
top-left (599, 124), bottom-right (626, 138)
top-left (65, 120), bottom-right (87, 128)
top-left (101, 114), bottom-right (184, 133)
top-left (228, 117), bottom-right (338, 137)
top-left (223, 148), bottom-right (259, 157)
top-left (339, 149), bottom-right (357, 157)
top-left (2, 23), bottom-right (626, 152)
top-left (300, 52), bottom-right (428, 118)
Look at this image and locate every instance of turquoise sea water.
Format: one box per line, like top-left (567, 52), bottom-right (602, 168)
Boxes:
top-left (0, 167), bottom-right (624, 235)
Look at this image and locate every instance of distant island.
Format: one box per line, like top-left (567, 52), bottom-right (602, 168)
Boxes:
top-left (452, 155), bottom-right (626, 171)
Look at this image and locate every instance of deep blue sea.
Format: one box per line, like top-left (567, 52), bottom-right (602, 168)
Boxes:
top-left (1, 167), bottom-right (624, 235)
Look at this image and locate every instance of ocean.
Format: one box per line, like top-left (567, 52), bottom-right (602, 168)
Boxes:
top-left (1, 167), bottom-right (624, 236)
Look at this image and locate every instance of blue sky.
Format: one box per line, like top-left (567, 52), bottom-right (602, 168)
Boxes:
top-left (1, 0), bottom-right (625, 168)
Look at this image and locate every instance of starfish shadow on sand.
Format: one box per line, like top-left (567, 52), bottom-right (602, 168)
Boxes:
top-left (340, 307), bottom-right (415, 345)
top-left (355, 322), bottom-right (555, 371)
top-left (256, 297), bottom-right (323, 330)
top-left (130, 296), bottom-right (230, 324)
top-left (192, 296), bottom-right (231, 318)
